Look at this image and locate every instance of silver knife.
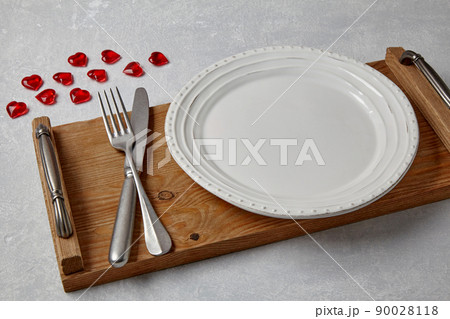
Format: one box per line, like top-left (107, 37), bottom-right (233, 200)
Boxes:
top-left (109, 87), bottom-right (149, 267)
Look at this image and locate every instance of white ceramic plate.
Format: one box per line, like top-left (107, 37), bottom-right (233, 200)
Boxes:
top-left (165, 46), bottom-right (419, 219)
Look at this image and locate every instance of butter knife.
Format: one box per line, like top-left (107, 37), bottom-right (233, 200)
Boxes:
top-left (109, 88), bottom-right (149, 267)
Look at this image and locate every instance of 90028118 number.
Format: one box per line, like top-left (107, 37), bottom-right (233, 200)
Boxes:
top-left (375, 305), bottom-right (438, 316)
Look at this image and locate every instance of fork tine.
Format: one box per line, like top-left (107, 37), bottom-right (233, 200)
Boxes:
top-left (97, 92), bottom-right (113, 141)
top-left (115, 87), bottom-right (132, 132)
top-left (109, 88), bottom-right (126, 132)
top-left (103, 90), bottom-right (119, 134)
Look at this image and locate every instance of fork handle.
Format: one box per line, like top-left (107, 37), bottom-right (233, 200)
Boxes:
top-left (108, 169), bottom-right (136, 267)
top-left (125, 147), bottom-right (172, 256)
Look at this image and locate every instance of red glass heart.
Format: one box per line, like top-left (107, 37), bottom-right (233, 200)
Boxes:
top-left (6, 101), bottom-right (28, 119)
top-left (101, 50), bottom-right (121, 64)
top-left (21, 74), bottom-right (43, 91)
top-left (123, 62), bottom-right (144, 77)
top-left (148, 52), bottom-right (169, 66)
top-left (36, 89), bottom-right (57, 105)
top-left (70, 88), bottom-right (91, 104)
top-left (53, 72), bottom-right (73, 85)
top-left (68, 52), bottom-right (88, 67)
top-left (87, 69), bottom-right (107, 82)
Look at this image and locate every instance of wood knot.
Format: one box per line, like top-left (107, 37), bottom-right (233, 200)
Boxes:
top-left (189, 233), bottom-right (200, 241)
top-left (157, 190), bottom-right (175, 200)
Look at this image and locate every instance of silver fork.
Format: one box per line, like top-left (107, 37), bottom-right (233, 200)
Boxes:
top-left (98, 88), bottom-right (172, 256)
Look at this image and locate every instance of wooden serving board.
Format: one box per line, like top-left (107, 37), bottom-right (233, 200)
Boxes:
top-left (32, 54), bottom-right (450, 292)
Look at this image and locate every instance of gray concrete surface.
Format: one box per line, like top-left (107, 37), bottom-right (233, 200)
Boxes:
top-left (0, 0), bottom-right (449, 300)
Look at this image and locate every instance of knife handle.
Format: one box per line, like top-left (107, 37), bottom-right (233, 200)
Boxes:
top-left (109, 168), bottom-right (137, 268)
top-left (36, 124), bottom-right (73, 238)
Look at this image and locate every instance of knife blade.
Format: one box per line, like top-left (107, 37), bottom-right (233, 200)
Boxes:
top-left (109, 87), bottom-right (150, 267)
top-left (127, 88), bottom-right (149, 172)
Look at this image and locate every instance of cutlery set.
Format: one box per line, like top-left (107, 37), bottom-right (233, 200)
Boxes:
top-left (31, 47), bottom-right (450, 291)
top-left (106, 88), bottom-right (148, 267)
top-left (98, 88), bottom-right (172, 266)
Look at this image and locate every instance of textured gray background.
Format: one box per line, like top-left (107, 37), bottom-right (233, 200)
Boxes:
top-left (1, 0), bottom-right (449, 300)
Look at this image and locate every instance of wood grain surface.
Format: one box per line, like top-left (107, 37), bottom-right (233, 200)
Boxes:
top-left (32, 60), bottom-right (450, 292)
top-left (386, 47), bottom-right (450, 153)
